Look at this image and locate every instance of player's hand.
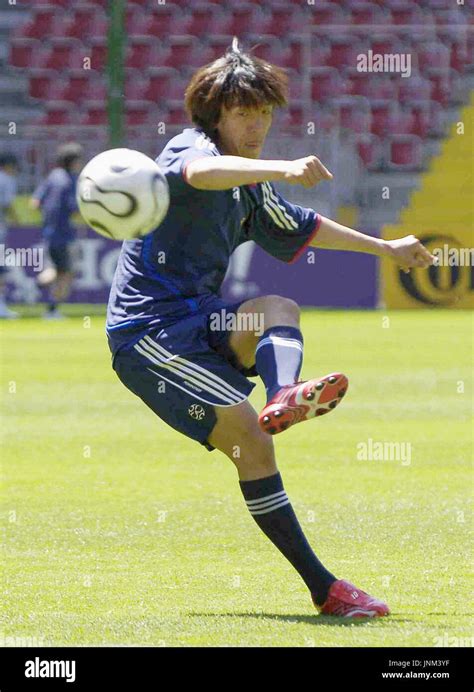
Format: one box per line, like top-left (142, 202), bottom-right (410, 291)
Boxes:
top-left (283, 156), bottom-right (333, 189)
top-left (386, 235), bottom-right (436, 273)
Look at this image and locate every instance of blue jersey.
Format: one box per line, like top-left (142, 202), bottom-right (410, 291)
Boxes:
top-left (33, 168), bottom-right (78, 244)
top-left (106, 127), bottom-right (320, 356)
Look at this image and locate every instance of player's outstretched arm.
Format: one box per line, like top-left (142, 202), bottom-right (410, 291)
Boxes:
top-left (186, 155), bottom-right (332, 190)
top-left (311, 216), bottom-right (436, 272)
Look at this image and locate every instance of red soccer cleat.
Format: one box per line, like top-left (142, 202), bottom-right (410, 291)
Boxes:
top-left (313, 579), bottom-right (390, 618)
top-left (258, 373), bottom-right (348, 435)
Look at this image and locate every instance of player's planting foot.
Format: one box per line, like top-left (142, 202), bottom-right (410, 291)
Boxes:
top-left (313, 579), bottom-right (390, 618)
top-left (258, 373), bottom-right (348, 435)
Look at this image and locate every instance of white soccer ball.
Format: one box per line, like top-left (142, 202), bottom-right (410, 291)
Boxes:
top-left (76, 148), bottom-right (169, 241)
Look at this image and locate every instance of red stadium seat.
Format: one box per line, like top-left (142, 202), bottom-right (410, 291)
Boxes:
top-left (28, 69), bottom-right (57, 99)
top-left (61, 71), bottom-right (106, 101)
top-left (145, 67), bottom-right (182, 101)
top-left (355, 133), bottom-right (383, 170)
top-left (90, 38), bottom-right (107, 71)
top-left (258, 4), bottom-right (305, 36)
top-left (20, 5), bottom-right (60, 38)
top-left (347, 74), bottom-right (399, 101)
top-left (416, 42), bottom-right (450, 73)
top-left (129, 6), bottom-right (187, 37)
top-left (165, 102), bottom-right (188, 126)
top-left (410, 101), bottom-right (446, 138)
top-left (37, 101), bottom-right (75, 127)
top-left (310, 67), bottom-right (345, 102)
top-left (387, 135), bottom-right (423, 171)
top-left (220, 4), bottom-right (266, 36)
top-left (332, 96), bottom-right (372, 133)
top-left (250, 37), bottom-right (304, 70)
top-left (277, 104), bottom-right (305, 130)
top-left (39, 38), bottom-right (85, 70)
top-left (126, 38), bottom-right (166, 70)
top-left (125, 78), bottom-right (150, 101)
top-left (347, 2), bottom-right (389, 25)
top-left (80, 101), bottom-right (108, 126)
top-left (126, 101), bottom-right (153, 127)
top-left (389, 2), bottom-right (429, 26)
top-left (308, 4), bottom-right (348, 26)
top-left (184, 3), bottom-right (228, 37)
top-left (387, 109), bottom-right (416, 135)
top-left (64, 5), bottom-right (107, 39)
top-left (326, 40), bottom-right (361, 71)
top-left (398, 75), bottom-right (433, 104)
top-left (10, 38), bottom-right (40, 69)
top-left (370, 100), bottom-right (397, 136)
top-left (426, 68), bottom-right (456, 106)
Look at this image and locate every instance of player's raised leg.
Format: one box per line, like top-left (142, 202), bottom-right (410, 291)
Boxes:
top-left (207, 400), bottom-right (389, 617)
top-left (227, 294), bottom-right (349, 435)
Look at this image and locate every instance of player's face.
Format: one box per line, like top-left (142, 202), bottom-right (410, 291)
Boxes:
top-left (217, 104), bottom-right (273, 158)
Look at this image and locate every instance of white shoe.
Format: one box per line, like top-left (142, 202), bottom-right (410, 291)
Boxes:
top-left (0, 306), bottom-right (19, 319)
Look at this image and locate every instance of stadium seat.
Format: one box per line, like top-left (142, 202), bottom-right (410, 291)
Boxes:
top-left (80, 101), bottom-right (108, 126)
top-left (347, 2), bottom-right (389, 25)
top-left (310, 67), bottom-right (345, 102)
top-left (10, 38), bottom-right (40, 69)
top-left (398, 75), bottom-right (433, 104)
top-left (61, 71), bottom-right (106, 102)
top-left (355, 133), bottom-right (383, 170)
top-left (220, 4), bottom-right (266, 36)
top-left (426, 68), bottom-right (458, 106)
top-left (124, 79), bottom-right (150, 101)
top-left (370, 100), bottom-right (397, 137)
top-left (416, 42), bottom-right (451, 73)
top-left (126, 38), bottom-right (166, 70)
top-left (63, 4), bottom-right (107, 39)
top-left (332, 96), bottom-right (372, 133)
top-left (126, 101), bottom-right (153, 127)
top-left (28, 69), bottom-right (58, 99)
top-left (348, 74), bottom-right (399, 101)
top-left (39, 38), bottom-right (84, 70)
top-left (145, 67), bottom-right (184, 101)
top-left (277, 104), bottom-right (305, 130)
top-left (389, 2), bottom-right (430, 25)
top-left (387, 109), bottom-right (417, 135)
top-left (183, 3), bottom-right (228, 37)
top-left (248, 37), bottom-right (303, 71)
top-left (129, 6), bottom-right (187, 37)
top-left (165, 102), bottom-right (188, 126)
top-left (387, 134), bottom-right (423, 171)
top-left (258, 4), bottom-right (305, 35)
top-left (326, 39), bottom-right (362, 71)
top-left (308, 4), bottom-right (348, 26)
top-left (36, 101), bottom-right (75, 127)
top-left (19, 5), bottom-right (60, 38)
top-left (409, 100), bottom-right (446, 138)
top-left (90, 38), bottom-right (107, 71)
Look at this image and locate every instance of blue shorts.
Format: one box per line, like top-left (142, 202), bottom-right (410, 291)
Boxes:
top-left (112, 299), bottom-right (259, 452)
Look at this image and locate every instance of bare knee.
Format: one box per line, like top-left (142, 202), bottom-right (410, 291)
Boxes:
top-left (260, 294), bottom-right (300, 328)
top-left (229, 432), bottom-right (277, 480)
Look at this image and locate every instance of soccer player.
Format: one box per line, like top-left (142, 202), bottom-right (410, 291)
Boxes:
top-left (107, 40), bottom-right (434, 617)
top-left (30, 143), bottom-right (83, 319)
top-left (0, 153), bottom-right (20, 319)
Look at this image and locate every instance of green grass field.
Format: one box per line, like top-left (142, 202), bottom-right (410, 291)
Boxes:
top-left (1, 308), bottom-right (472, 647)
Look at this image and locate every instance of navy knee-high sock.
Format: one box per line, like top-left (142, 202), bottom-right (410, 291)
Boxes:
top-left (255, 325), bottom-right (304, 402)
top-left (239, 471), bottom-right (337, 605)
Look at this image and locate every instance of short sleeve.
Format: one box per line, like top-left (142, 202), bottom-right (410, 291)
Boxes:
top-left (157, 133), bottom-right (220, 197)
top-left (246, 181), bottom-right (321, 264)
top-left (32, 178), bottom-right (50, 206)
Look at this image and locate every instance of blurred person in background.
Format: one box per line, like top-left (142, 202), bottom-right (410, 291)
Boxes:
top-left (0, 152), bottom-right (20, 319)
top-left (30, 142), bottom-right (83, 319)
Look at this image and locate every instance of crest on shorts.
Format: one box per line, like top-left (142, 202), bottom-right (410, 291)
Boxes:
top-left (188, 403), bottom-right (206, 420)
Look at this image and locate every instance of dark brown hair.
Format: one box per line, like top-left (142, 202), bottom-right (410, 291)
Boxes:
top-left (184, 37), bottom-right (289, 137)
